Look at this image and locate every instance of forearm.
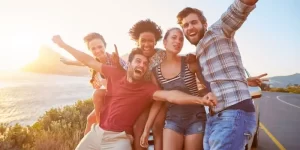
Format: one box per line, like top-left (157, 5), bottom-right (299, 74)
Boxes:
top-left (168, 91), bottom-right (203, 105)
top-left (221, 0), bottom-right (256, 37)
top-left (144, 101), bottom-right (163, 132)
top-left (155, 90), bottom-right (203, 105)
top-left (66, 60), bottom-right (85, 66)
top-left (60, 44), bottom-right (93, 65)
top-left (60, 43), bottom-right (102, 72)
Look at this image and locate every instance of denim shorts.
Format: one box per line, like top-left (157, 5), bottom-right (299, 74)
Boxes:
top-left (164, 113), bottom-right (206, 135)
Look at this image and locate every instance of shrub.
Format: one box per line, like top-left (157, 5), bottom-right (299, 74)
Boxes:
top-left (0, 99), bottom-right (93, 150)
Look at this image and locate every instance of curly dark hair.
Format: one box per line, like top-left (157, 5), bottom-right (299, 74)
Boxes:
top-left (129, 19), bottom-right (163, 42)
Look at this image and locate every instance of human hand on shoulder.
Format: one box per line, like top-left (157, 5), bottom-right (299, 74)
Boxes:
top-left (185, 53), bottom-right (197, 64)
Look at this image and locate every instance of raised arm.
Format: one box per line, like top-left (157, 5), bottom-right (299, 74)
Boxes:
top-left (52, 35), bottom-right (103, 74)
top-left (60, 57), bottom-right (85, 66)
top-left (221, 0), bottom-right (257, 38)
top-left (241, 0), bottom-right (258, 5)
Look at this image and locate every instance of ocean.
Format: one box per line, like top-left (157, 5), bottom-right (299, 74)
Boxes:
top-left (0, 71), bottom-right (93, 125)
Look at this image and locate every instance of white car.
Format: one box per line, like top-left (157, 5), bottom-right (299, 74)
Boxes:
top-left (245, 69), bottom-right (262, 150)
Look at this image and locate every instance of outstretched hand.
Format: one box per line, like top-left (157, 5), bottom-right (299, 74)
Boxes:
top-left (52, 35), bottom-right (65, 48)
top-left (60, 57), bottom-right (70, 64)
top-left (247, 73), bottom-right (269, 87)
top-left (111, 44), bottom-right (122, 69)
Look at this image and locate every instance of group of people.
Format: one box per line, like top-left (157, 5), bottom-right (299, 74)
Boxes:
top-left (52, 0), bottom-right (267, 149)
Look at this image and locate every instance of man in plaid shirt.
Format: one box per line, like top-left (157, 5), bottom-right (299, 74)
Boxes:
top-left (177, 0), bottom-right (262, 149)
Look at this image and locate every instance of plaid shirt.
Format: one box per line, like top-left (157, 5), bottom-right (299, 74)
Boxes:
top-left (144, 49), bottom-right (166, 81)
top-left (105, 52), bottom-right (128, 69)
top-left (196, 0), bottom-right (256, 112)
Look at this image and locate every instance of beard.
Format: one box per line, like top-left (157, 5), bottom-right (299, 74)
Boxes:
top-left (127, 67), bottom-right (143, 82)
top-left (185, 27), bottom-right (206, 46)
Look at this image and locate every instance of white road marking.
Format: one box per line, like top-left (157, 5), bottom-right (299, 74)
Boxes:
top-left (276, 96), bottom-right (300, 109)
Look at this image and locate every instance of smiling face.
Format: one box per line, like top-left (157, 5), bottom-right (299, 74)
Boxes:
top-left (163, 28), bottom-right (184, 55)
top-left (84, 33), bottom-right (107, 60)
top-left (138, 32), bottom-right (156, 57)
top-left (127, 53), bottom-right (149, 81)
top-left (181, 13), bottom-right (207, 45)
top-left (88, 38), bottom-right (106, 59)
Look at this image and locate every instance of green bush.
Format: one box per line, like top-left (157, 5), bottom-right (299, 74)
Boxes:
top-left (0, 99), bottom-right (93, 150)
top-left (269, 86), bottom-right (300, 94)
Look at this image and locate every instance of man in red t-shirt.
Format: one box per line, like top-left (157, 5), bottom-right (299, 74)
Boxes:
top-left (52, 35), bottom-right (217, 150)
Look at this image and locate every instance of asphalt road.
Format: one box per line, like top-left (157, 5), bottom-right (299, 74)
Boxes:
top-left (257, 92), bottom-right (300, 150)
top-left (147, 92), bottom-right (300, 150)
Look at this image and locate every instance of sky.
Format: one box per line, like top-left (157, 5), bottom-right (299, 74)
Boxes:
top-left (0, 0), bottom-right (299, 77)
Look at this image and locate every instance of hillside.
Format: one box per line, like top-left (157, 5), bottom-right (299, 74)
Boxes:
top-left (269, 73), bottom-right (300, 87)
top-left (21, 46), bottom-right (90, 76)
top-left (21, 47), bottom-right (130, 76)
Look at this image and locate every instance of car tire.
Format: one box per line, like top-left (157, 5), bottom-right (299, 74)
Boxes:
top-left (251, 114), bottom-right (260, 148)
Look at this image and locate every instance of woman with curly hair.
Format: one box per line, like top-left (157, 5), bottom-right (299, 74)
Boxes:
top-left (128, 19), bottom-right (167, 150)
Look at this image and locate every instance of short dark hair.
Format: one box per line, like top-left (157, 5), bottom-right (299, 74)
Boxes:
top-left (128, 48), bottom-right (149, 63)
top-left (177, 7), bottom-right (207, 25)
top-left (83, 32), bottom-right (107, 49)
top-left (129, 19), bottom-right (163, 42)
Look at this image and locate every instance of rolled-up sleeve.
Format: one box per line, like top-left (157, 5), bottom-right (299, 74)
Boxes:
top-left (221, 0), bottom-right (256, 37)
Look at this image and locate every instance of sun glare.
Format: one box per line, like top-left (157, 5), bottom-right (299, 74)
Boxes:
top-left (0, 31), bottom-right (41, 71)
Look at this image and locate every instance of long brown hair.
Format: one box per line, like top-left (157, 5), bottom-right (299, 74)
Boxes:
top-left (83, 32), bottom-right (107, 86)
top-left (89, 58), bottom-right (101, 85)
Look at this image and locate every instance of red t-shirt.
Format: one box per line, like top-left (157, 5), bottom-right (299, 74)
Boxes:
top-left (99, 65), bottom-right (159, 135)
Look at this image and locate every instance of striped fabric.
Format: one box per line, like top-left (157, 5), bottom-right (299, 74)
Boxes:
top-left (144, 49), bottom-right (166, 81)
top-left (156, 62), bottom-right (199, 96)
